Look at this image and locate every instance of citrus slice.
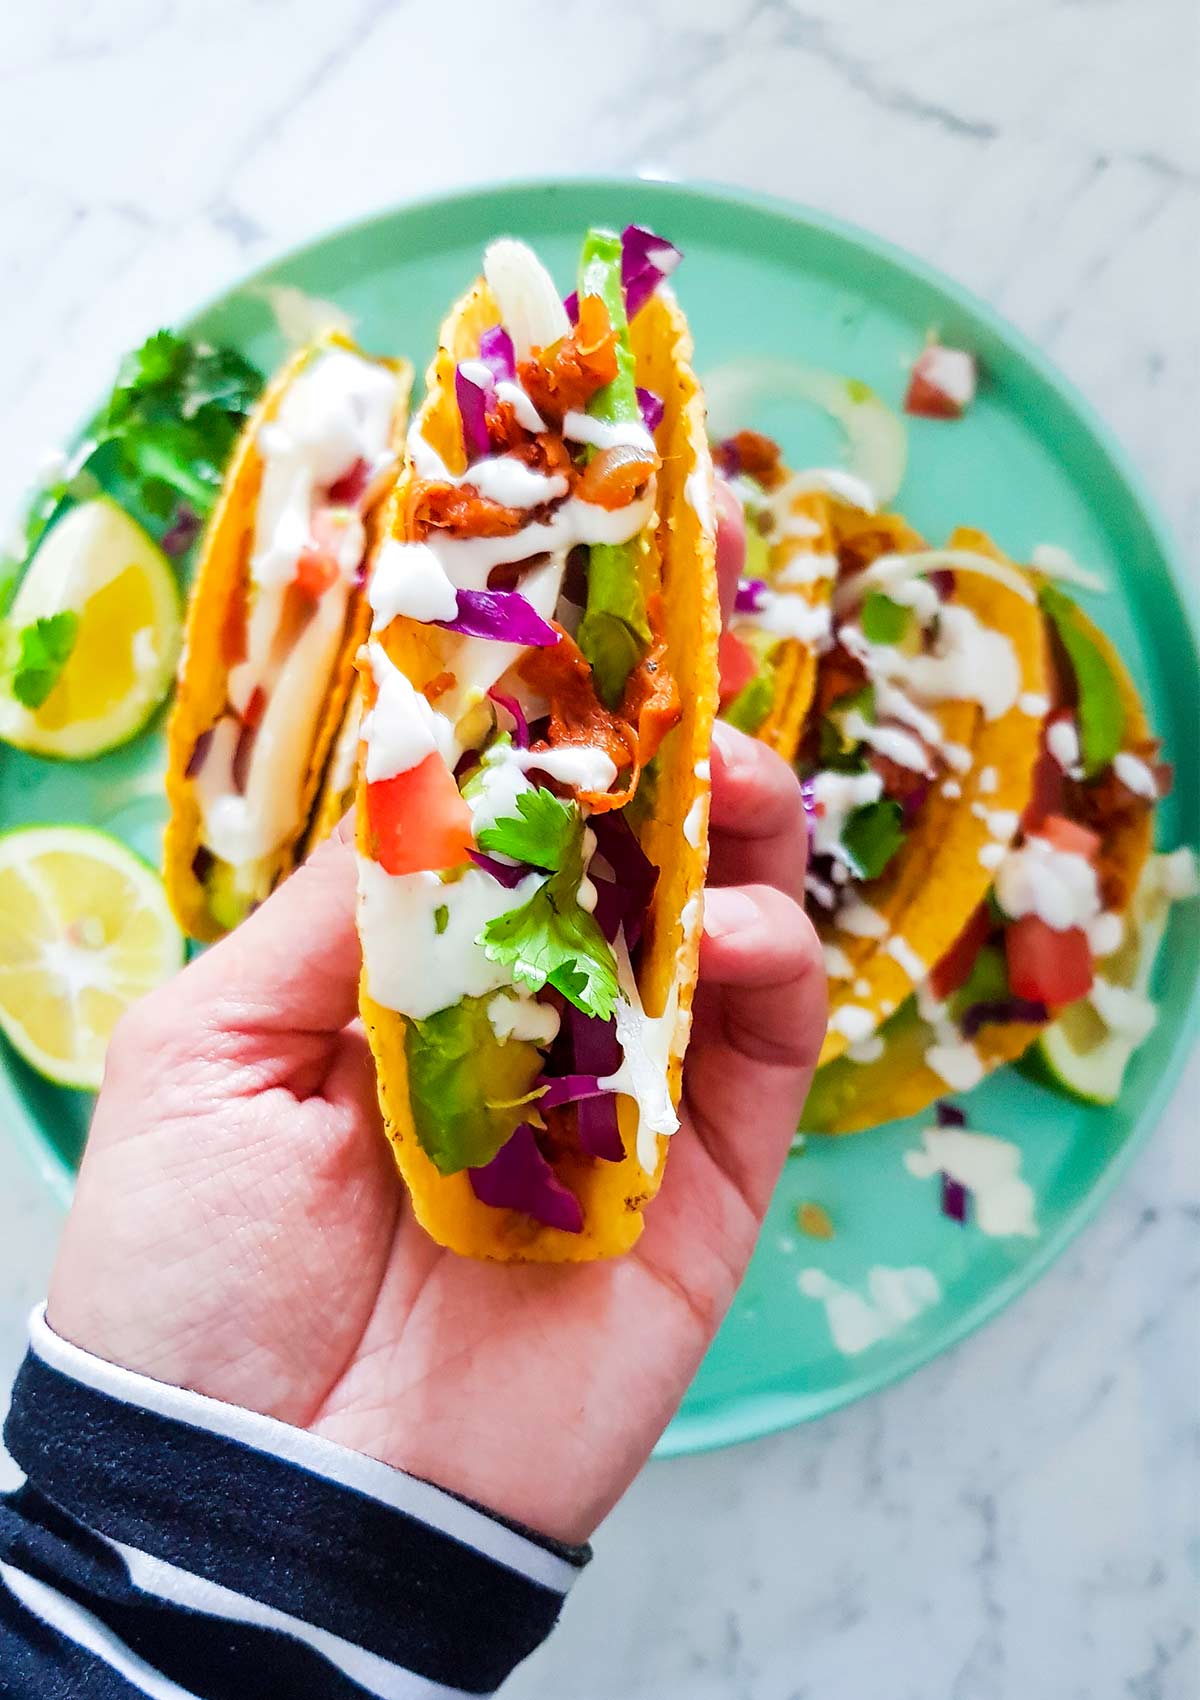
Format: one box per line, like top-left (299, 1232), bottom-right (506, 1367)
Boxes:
top-left (1037, 852), bottom-right (1196, 1105)
top-left (0, 825), bottom-right (184, 1090)
top-left (0, 498), bottom-right (182, 759)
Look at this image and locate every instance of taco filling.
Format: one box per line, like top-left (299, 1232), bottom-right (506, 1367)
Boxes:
top-left (714, 430), bottom-right (839, 755)
top-left (802, 579), bottom-right (1175, 1133)
top-left (357, 226), bottom-right (716, 1257)
top-left (183, 344), bottom-right (403, 928)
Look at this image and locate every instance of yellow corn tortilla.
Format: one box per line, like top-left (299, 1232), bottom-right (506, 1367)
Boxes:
top-left (358, 277), bottom-right (719, 1262)
top-left (304, 676), bottom-right (363, 852)
top-left (752, 489), bottom-right (835, 763)
top-left (804, 592), bottom-right (1156, 1132)
top-left (819, 526), bottom-right (1049, 1065)
top-left (163, 334), bottom-right (411, 941)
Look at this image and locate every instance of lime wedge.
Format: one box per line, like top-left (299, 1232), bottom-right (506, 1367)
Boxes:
top-left (1037, 853), bottom-right (1193, 1105)
top-left (0, 498), bottom-right (182, 759)
top-left (0, 825), bottom-right (184, 1090)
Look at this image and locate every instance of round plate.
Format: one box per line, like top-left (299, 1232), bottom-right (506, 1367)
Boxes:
top-left (2, 179), bottom-right (1197, 1456)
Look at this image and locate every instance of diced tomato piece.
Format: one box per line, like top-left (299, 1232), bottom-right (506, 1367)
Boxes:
top-left (326, 457), bottom-right (370, 505)
top-left (718, 629), bottom-right (758, 704)
top-left (242, 686), bottom-right (265, 729)
top-left (295, 547), bottom-right (340, 599)
top-left (1006, 915), bottom-right (1093, 1006)
top-left (221, 576), bottom-right (248, 667)
top-left (1022, 745), bottom-right (1064, 833)
top-left (930, 902), bottom-right (992, 1000)
top-left (366, 754), bottom-right (474, 876)
top-left (904, 345), bottom-right (978, 420)
top-left (1035, 814), bottom-right (1100, 861)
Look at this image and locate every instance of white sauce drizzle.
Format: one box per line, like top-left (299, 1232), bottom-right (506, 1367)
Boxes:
top-left (1018, 692), bottom-right (1050, 717)
top-left (1113, 751), bottom-right (1159, 799)
top-left (995, 836), bottom-right (1100, 931)
top-left (837, 901), bottom-right (888, 939)
top-left (1031, 541), bottom-right (1107, 594)
top-left (776, 551), bottom-right (838, 588)
top-left (599, 931), bottom-right (680, 1173)
top-left (905, 1126), bottom-right (1038, 1238)
top-left (369, 539), bottom-right (459, 628)
top-left (822, 943), bottom-right (854, 980)
top-left (829, 1004), bottom-right (876, 1043)
top-left (916, 980), bottom-right (984, 1091)
top-left (683, 795), bottom-right (706, 848)
top-left (833, 549), bottom-right (1035, 617)
top-left (562, 411), bottom-right (657, 455)
top-left (486, 991), bottom-right (561, 1046)
top-left (798, 1265), bottom-right (942, 1356)
top-left (685, 465), bottom-right (714, 533)
top-left (1046, 717), bottom-right (1081, 774)
top-left (846, 1034), bottom-right (886, 1063)
top-left (885, 934), bottom-right (926, 981)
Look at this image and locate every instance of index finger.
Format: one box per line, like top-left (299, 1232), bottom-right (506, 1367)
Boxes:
top-left (706, 721), bottom-right (809, 904)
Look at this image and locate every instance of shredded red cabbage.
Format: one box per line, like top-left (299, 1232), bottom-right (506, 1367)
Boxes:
top-left (959, 996), bottom-right (1048, 1040)
top-left (435, 588), bottom-right (561, 647)
top-left (467, 849), bottom-right (530, 888)
top-left (588, 814), bottom-right (658, 948)
top-left (714, 437), bottom-right (744, 478)
top-left (935, 1100), bottom-right (967, 1127)
top-left (567, 1007), bottom-right (625, 1162)
top-left (185, 728), bottom-right (213, 779)
top-left (161, 504), bottom-right (200, 557)
top-left (621, 223), bottom-right (683, 318)
top-left (478, 324), bottom-right (516, 384)
top-left (800, 776), bottom-right (817, 829)
top-left (535, 1073), bottom-right (606, 1110)
top-left (469, 1123), bottom-right (583, 1233)
top-left (191, 845), bottom-right (213, 883)
top-left (637, 387), bottom-right (664, 433)
top-left (455, 363), bottom-right (493, 463)
top-left (929, 568), bottom-right (955, 600)
top-left (735, 577), bottom-right (769, 614)
top-left (564, 225), bottom-right (682, 324)
top-left (940, 1172), bottom-right (970, 1224)
top-left (487, 687), bottom-right (530, 748)
top-left (901, 780), bottom-right (930, 826)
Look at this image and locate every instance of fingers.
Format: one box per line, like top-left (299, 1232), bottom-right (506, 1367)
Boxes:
top-left (167, 827), bottom-right (361, 1037)
top-left (706, 721), bottom-right (809, 903)
top-left (686, 882), bottom-right (827, 1218)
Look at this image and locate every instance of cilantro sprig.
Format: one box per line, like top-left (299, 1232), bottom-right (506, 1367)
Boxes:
top-left (2, 612), bottom-right (79, 709)
top-left (478, 786), bottom-right (619, 1020)
top-left (9, 330), bottom-right (262, 571)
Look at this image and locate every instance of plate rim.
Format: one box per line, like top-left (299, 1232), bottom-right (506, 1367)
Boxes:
top-left (3, 173), bottom-right (1197, 1457)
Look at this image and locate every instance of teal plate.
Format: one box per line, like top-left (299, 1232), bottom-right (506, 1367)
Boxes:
top-left (2, 180), bottom-right (1197, 1456)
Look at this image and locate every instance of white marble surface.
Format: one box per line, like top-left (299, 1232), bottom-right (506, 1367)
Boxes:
top-left (0, 2), bottom-right (1197, 1696)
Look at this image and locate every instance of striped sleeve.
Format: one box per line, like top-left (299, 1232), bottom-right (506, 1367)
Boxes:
top-left (0, 1306), bottom-right (588, 1698)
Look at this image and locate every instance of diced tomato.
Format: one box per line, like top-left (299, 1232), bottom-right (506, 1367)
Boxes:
top-left (1035, 814), bottom-right (1100, 861)
top-left (294, 547), bottom-right (340, 598)
top-left (326, 457), bottom-right (370, 505)
top-left (242, 686), bottom-right (265, 729)
top-left (366, 754), bottom-right (474, 876)
top-left (221, 576), bottom-right (248, 667)
top-left (1006, 914), bottom-right (1093, 1006)
top-left (904, 345), bottom-right (978, 420)
top-left (1022, 745), bottom-right (1064, 833)
top-left (718, 630), bottom-right (758, 704)
top-left (930, 902), bottom-right (992, 1000)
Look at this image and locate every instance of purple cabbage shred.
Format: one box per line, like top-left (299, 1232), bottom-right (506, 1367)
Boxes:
top-left (940, 1172), bottom-right (970, 1224)
top-left (468, 1124), bottom-right (583, 1233)
top-left (734, 577), bottom-right (769, 614)
top-left (435, 588), bottom-right (561, 648)
top-left (959, 997), bottom-right (1048, 1041)
top-left (478, 324), bottom-right (516, 384)
top-left (487, 687), bottom-right (530, 748)
top-left (455, 362), bottom-right (493, 462)
top-left (637, 387), bottom-right (664, 433)
top-left (467, 850), bottom-right (529, 889)
top-left (935, 1100), bottom-right (967, 1128)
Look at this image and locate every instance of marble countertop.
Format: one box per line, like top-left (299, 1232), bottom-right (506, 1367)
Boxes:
top-left (1, 2), bottom-right (1196, 1696)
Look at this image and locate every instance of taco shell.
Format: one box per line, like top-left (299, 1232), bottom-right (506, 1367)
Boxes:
top-left (164, 334), bottom-right (411, 940)
top-left (359, 278), bottom-right (719, 1261)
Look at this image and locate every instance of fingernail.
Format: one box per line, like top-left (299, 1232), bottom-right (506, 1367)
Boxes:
top-left (335, 808), bottom-right (356, 845)
top-left (703, 886), bottom-right (760, 940)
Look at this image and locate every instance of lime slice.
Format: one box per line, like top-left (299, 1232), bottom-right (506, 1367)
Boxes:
top-left (0, 498), bottom-right (182, 759)
top-left (0, 825), bottom-right (184, 1090)
top-left (1037, 854), bottom-right (1188, 1105)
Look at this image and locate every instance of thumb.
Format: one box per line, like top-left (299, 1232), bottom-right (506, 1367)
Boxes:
top-left (175, 822), bottom-right (361, 1037)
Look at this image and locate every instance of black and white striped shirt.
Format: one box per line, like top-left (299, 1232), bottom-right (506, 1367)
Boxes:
top-left (0, 1307), bottom-right (587, 1697)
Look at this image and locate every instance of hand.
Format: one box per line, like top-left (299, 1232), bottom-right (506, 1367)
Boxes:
top-left (49, 723), bottom-right (825, 1545)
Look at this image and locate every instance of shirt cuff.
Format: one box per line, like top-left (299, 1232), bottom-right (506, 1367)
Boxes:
top-left (2, 1304), bottom-right (587, 1697)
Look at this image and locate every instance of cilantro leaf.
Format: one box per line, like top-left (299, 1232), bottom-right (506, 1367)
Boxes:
top-left (861, 591), bottom-right (911, 646)
top-left (841, 797), bottom-right (904, 880)
top-left (476, 787), bottom-right (578, 871)
top-left (9, 612), bottom-right (78, 709)
top-left (478, 795), bottom-right (619, 1020)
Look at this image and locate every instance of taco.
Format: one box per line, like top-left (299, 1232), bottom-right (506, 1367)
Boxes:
top-left (305, 677), bottom-right (364, 851)
top-left (355, 227), bottom-right (718, 1262)
top-left (164, 333), bottom-right (411, 939)
top-left (802, 581), bottom-right (1167, 1133)
top-left (714, 430), bottom-right (837, 761)
top-left (802, 520), bottom-right (1050, 1067)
